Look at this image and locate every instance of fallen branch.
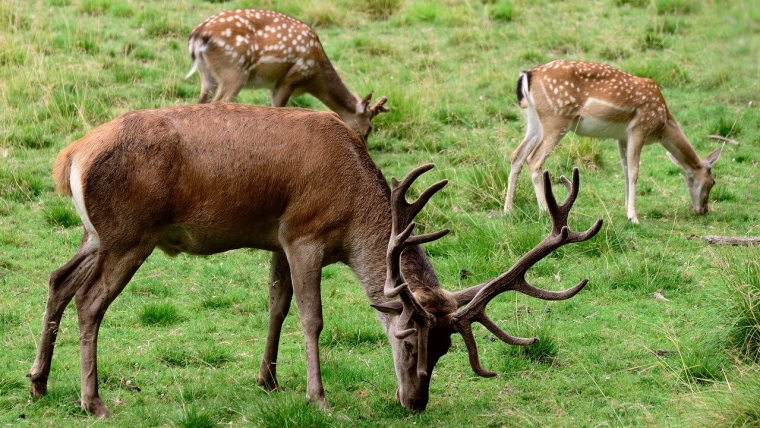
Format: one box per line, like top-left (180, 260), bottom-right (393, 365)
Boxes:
top-left (707, 134), bottom-right (740, 145)
top-left (704, 236), bottom-right (760, 246)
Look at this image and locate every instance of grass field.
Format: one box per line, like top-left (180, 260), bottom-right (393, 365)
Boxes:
top-left (1, 0), bottom-right (759, 426)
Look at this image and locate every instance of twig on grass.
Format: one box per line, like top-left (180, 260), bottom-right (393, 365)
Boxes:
top-left (704, 236), bottom-right (760, 246)
top-left (706, 135), bottom-right (739, 145)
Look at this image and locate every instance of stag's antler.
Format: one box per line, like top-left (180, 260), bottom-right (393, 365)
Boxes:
top-left (452, 168), bottom-right (603, 377)
top-left (385, 164), bottom-right (449, 379)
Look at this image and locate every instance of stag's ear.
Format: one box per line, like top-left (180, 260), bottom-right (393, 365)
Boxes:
top-left (371, 300), bottom-right (403, 315)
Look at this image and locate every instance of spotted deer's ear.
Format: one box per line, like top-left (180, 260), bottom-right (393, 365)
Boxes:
top-left (705, 145), bottom-right (723, 167)
top-left (667, 151), bottom-right (683, 169)
top-left (353, 93), bottom-right (366, 114)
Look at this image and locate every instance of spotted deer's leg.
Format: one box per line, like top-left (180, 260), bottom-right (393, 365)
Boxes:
top-left (506, 109), bottom-right (543, 213)
top-left (196, 54), bottom-right (218, 104)
top-left (269, 85), bottom-right (295, 107)
top-left (624, 131), bottom-right (646, 224)
top-left (527, 125), bottom-right (569, 211)
top-left (212, 66), bottom-right (249, 103)
top-left (617, 139), bottom-right (630, 209)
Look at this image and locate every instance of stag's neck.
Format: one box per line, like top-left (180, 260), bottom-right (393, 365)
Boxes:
top-left (311, 56), bottom-right (358, 121)
top-left (348, 225), bottom-right (453, 320)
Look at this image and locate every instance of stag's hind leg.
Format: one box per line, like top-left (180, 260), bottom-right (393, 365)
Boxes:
top-left (257, 251), bottom-right (294, 391)
top-left (74, 245), bottom-right (153, 418)
top-left (29, 232), bottom-right (99, 398)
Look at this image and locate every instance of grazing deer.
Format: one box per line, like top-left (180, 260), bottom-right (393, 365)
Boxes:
top-left (28, 103), bottom-right (601, 418)
top-left (504, 59), bottom-right (723, 223)
top-left (185, 9), bottom-right (388, 140)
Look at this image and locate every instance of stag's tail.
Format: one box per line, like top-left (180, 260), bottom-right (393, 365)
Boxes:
top-left (53, 148), bottom-right (74, 198)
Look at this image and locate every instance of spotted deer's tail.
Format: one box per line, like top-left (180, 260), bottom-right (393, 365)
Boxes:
top-left (185, 33), bottom-right (210, 79)
top-left (516, 71), bottom-right (532, 109)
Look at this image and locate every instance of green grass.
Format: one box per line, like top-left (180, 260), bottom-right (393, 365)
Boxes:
top-left (1, 0), bottom-right (760, 426)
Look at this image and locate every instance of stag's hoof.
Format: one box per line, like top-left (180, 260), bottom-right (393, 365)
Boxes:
top-left (308, 396), bottom-right (330, 410)
top-left (83, 397), bottom-right (110, 419)
top-left (28, 375), bottom-right (48, 397)
top-left (256, 376), bottom-right (280, 392)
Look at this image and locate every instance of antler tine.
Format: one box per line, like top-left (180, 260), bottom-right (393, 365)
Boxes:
top-left (385, 164), bottom-right (448, 379)
top-left (544, 167), bottom-right (602, 241)
top-left (406, 228), bottom-right (451, 246)
top-left (385, 165), bottom-right (449, 297)
top-left (391, 165), bottom-right (447, 220)
top-left (452, 169), bottom-right (602, 377)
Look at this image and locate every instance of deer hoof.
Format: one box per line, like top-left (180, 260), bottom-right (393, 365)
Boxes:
top-left (83, 397), bottom-right (111, 419)
top-left (28, 375), bottom-right (48, 397)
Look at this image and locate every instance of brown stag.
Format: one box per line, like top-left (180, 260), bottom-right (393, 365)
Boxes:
top-left (504, 59), bottom-right (723, 223)
top-left (185, 9), bottom-right (388, 140)
top-left (28, 103), bottom-right (601, 418)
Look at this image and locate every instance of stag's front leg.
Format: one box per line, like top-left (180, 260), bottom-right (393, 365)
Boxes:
top-left (257, 251), bottom-right (294, 391)
top-left (75, 247), bottom-right (148, 418)
top-left (284, 241), bottom-right (328, 408)
top-left (29, 233), bottom-right (98, 397)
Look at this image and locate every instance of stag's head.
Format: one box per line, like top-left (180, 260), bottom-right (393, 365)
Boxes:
top-left (373, 165), bottom-right (603, 411)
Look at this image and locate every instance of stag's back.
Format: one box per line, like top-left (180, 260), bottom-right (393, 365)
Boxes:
top-left (54, 103), bottom-right (390, 256)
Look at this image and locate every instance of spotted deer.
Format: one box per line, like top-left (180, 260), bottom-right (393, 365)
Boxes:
top-left (504, 59), bottom-right (723, 223)
top-left (185, 9), bottom-right (388, 140)
top-left (29, 103), bottom-right (601, 418)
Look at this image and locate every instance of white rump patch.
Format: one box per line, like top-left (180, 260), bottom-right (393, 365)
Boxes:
top-left (70, 159), bottom-right (100, 247)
